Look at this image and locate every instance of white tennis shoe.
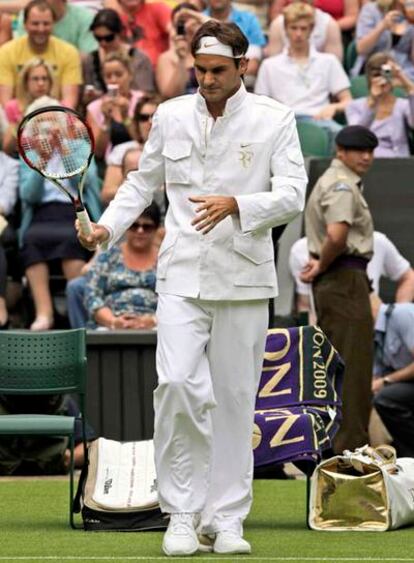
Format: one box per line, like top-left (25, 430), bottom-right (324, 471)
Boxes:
top-left (162, 513), bottom-right (199, 556)
top-left (198, 530), bottom-right (251, 554)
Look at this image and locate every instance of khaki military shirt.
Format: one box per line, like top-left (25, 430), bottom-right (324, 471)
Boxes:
top-left (305, 158), bottom-right (374, 259)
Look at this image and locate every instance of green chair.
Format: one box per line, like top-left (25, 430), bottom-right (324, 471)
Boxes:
top-left (0, 329), bottom-right (88, 529)
top-left (344, 39), bottom-right (357, 74)
top-left (296, 121), bottom-right (331, 157)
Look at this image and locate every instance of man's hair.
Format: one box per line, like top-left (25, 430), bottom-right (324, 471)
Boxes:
top-left (190, 20), bottom-right (249, 61)
top-left (24, 0), bottom-right (55, 22)
top-left (283, 2), bottom-right (315, 26)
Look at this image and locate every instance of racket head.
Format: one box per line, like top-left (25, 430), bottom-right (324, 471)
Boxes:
top-left (17, 106), bottom-right (95, 179)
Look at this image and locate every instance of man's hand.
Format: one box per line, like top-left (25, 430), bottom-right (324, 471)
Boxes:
top-left (189, 195), bottom-right (238, 235)
top-left (75, 220), bottom-right (110, 251)
top-left (117, 313), bottom-right (157, 329)
top-left (300, 258), bottom-right (322, 283)
top-left (314, 104), bottom-right (337, 121)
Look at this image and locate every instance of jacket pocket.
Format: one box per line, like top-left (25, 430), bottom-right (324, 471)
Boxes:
top-left (233, 234), bottom-right (275, 287)
top-left (162, 140), bottom-right (192, 185)
top-left (157, 233), bottom-right (179, 280)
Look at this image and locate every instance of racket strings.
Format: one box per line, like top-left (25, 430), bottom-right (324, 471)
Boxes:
top-left (20, 111), bottom-right (92, 178)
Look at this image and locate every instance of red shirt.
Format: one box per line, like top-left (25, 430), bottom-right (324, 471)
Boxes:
top-left (121, 2), bottom-right (171, 66)
top-left (314, 0), bottom-right (344, 20)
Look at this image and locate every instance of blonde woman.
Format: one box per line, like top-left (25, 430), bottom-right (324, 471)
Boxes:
top-left (3, 58), bottom-right (54, 155)
top-left (353, 0), bottom-right (414, 78)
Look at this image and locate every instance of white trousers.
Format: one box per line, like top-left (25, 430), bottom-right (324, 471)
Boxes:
top-left (154, 294), bottom-right (268, 535)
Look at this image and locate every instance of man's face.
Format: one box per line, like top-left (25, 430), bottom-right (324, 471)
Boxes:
top-left (25, 7), bottom-right (54, 48)
top-left (285, 19), bottom-right (313, 48)
top-left (337, 147), bottom-right (375, 176)
top-left (194, 54), bottom-right (247, 106)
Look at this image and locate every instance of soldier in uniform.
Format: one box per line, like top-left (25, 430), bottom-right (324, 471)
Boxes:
top-left (301, 125), bottom-right (378, 454)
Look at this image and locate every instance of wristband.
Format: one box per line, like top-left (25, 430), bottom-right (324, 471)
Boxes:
top-left (383, 376), bottom-right (393, 385)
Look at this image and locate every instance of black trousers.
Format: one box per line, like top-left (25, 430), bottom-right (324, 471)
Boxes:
top-left (0, 225), bottom-right (18, 297)
top-left (373, 381), bottom-right (414, 457)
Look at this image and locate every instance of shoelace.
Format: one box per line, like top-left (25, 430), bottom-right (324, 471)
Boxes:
top-left (170, 514), bottom-right (194, 535)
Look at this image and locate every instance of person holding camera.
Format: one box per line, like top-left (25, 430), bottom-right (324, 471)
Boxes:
top-left (156, 3), bottom-right (209, 98)
top-left (346, 52), bottom-right (414, 157)
top-left (352, 0), bottom-right (414, 79)
top-left (86, 51), bottom-right (144, 160)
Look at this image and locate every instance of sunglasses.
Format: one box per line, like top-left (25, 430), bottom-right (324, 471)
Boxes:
top-left (94, 32), bottom-right (116, 43)
top-left (137, 113), bottom-right (154, 122)
top-left (128, 222), bottom-right (157, 232)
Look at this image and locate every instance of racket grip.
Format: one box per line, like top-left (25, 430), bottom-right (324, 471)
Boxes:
top-left (76, 209), bottom-right (93, 237)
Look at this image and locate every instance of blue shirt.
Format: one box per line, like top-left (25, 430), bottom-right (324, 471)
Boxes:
top-left (374, 303), bottom-right (414, 375)
top-left (203, 8), bottom-right (266, 47)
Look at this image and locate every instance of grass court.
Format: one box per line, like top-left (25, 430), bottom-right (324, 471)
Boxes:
top-left (1, 478), bottom-right (414, 563)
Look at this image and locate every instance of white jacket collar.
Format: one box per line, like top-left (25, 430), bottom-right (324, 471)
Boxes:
top-left (196, 82), bottom-right (247, 117)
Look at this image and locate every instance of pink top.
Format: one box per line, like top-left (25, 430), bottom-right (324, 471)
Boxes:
top-left (87, 90), bottom-right (144, 157)
top-left (4, 99), bottom-right (23, 124)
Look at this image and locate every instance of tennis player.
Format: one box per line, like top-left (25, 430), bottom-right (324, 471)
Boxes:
top-left (77, 20), bottom-right (307, 557)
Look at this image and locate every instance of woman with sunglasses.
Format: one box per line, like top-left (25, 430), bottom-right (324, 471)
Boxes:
top-left (101, 93), bottom-right (161, 204)
top-left (83, 202), bottom-right (160, 330)
top-left (82, 8), bottom-right (155, 105)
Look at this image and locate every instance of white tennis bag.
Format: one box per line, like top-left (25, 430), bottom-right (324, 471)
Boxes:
top-left (309, 445), bottom-right (414, 531)
top-left (74, 438), bottom-right (168, 531)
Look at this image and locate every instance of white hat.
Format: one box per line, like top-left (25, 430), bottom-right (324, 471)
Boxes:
top-left (24, 95), bottom-right (62, 116)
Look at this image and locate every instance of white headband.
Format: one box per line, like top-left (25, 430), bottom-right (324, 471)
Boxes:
top-left (195, 36), bottom-right (243, 59)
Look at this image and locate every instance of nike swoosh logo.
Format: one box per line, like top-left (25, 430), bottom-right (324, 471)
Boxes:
top-left (203, 42), bottom-right (217, 48)
top-left (240, 143), bottom-right (252, 148)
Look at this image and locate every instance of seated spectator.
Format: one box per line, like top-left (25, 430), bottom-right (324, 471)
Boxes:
top-left (101, 93), bottom-right (161, 203)
top-left (2, 58), bottom-right (55, 156)
top-left (111, 0), bottom-right (172, 66)
top-left (14, 0), bottom-right (99, 53)
top-left (84, 202), bottom-right (160, 330)
top-left (18, 99), bottom-right (102, 331)
top-left (289, 232), bottom-right (414, 323)
top-left (353, 0), bottom-right (414, 80)
top-left (266, 0), bottom-right (343, 60)
top-left (82, 8), bottom-right (155, 106)
top-left (87, 51), bottom-right (144, 160)
top-left (0, 0), bottom-right (82, 109)
top-left (0, 151), bottom-right (19, 329)
top-left (269, 0), bottom-right (360, 33)
top-left (371, 292), bottom-right (414, 457)
top-left (204, 0), bottom-right (266, 82)
top-left (255, 2), bottom-right (351, 149)
top-left (156, 3), bottom-right (207, 99)
top-left (346, 52), bottom-right (414, 157)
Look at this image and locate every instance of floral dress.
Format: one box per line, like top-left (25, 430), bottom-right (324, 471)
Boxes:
top-left (84, 244), bottom-right (157, 329)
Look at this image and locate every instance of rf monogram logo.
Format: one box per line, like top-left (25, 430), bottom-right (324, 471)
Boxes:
top-left (238, 149), bottom-right (253, 168)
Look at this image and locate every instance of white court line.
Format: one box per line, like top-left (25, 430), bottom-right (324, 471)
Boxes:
top-left (1, 558), bottom-right (414, 561)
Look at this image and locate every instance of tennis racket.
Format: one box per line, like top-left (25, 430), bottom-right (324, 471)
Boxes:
top-left (17, 106), bottom-right (95, 236)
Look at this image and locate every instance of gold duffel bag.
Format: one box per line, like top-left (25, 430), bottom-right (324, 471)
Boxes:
top-left (309, 445), bottom-right (414, 531)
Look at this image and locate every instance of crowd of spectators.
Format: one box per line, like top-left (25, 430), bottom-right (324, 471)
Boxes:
top-left (0, 0), bottom-right (412, 334)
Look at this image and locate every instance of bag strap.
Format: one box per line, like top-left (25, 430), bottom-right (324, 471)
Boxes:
top-left (344, 444), bottom-right (397, 473)
top-left (73, 447), bottom-right (90, 514)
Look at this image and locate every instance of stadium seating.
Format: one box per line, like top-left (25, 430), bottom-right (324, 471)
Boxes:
top-left (0, 329), bottom-right (88, 528)
top-left (296, 121), bottom-right (331, 158)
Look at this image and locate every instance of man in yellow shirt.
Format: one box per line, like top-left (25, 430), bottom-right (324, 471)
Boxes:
top-left (0, 0), bottom-right (82, 109)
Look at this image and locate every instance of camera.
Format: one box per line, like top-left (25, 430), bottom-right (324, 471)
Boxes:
top-left (176, 20), bottom-right (186, 36)
top-left (380, 64), bottom-right (393, 82)
top-left (107, 84), bottom-right (119, 98)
